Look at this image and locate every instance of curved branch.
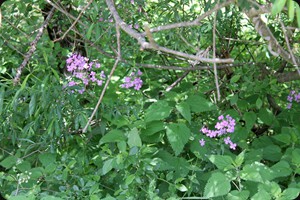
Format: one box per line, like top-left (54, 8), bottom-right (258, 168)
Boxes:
top-left (13, 6), bottom-right (56, 85)
top-left (105, 0), bottom-right (233, 64)
top-left (244, 6), bottom-right (300, 67)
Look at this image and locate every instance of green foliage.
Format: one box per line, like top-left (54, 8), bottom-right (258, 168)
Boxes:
top-left (0, 0), bottom-right (299, 199)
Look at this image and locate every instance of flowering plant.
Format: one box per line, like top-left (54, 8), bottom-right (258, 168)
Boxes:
top-left (200, 115), bottom-right (237, 150)
top-left (64, 53), bottom-right (106, 94)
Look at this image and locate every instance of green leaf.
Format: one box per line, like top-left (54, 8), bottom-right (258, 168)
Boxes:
top-left (38, 153), bottom-right (56, 167)
top-left (100, 130), bottom-right (126, 144)
top-left (240, 162), bottom-right (275, 183)
top-left (41, 196), bottom-right (64, 200)
top-left (9, 195), bottom-right (35, 200)
top-left (234, 150), bottom-right (245, 167)
top-left (176, 102), bottom-right (191, 124)
top-left (227, 190), bottom-right (250, 200)
top-left (272, 133), bottom-right (291, 145)
top-left (86, 23), bottom-right (95, 40)
top-left (208, 155), bottom-right (235, 171)
top-left (270, 160), bottom-right (292, 178)
top-left (251, 189), bottom-right (271, 200)
top-left (262, 145), bottom-right (282, 161)
top-left (292, 148), bottom-right (300, 166)
top-left (143, 121), bottom-right (164, 136)
top-left (29, 94), bottom-right (36, 116)
top-left (186, 95), bottom-right (217, 113)
top-left (258, 181), bottom-right (281, 198)
top-left (145, 101), bottom-right (172, 122)
top-left (297, 4), bottom-right (300, 28)
top-left (0, 87), bottom-right (4, 115)
top-left (271, 0), bottom-right (287, 15)
top-left (258, 108), bottom-right (274, 126)
top-left (176, 184), bottom-right (188, 192)
top-left (0, 156), bottom-right (18, 169)
top-left (288, 0), bottom-right (295, 21)
top-left (204, 172), bottom-right (231, 198)
top-left (256, 98), bottom-right (263, 109)
top-left (279, 188), bottom-right (300, 200)
top-left (243, 111), bottom-right (256, 130)
top-left (165, 123), bottom-right (190, 156)
top-left (102, 158), bottom-right (114, 175)
top-left (127, 128), bottom-right (142, 148)
top-left (230, 75), bottom-right (241, 83)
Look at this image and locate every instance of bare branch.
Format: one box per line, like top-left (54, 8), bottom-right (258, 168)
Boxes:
top-left (105, 0), bottom-right (233, 64)
top-left (244, 6), bottom-right (300, 66)
top-left (277, 71), bottom-right (300, 83)
top-left (82, 24), bottom-right (121, 133)
top-left (13, 6), bottom-right (56, 85)
top-left (149, 0), bottom-right (235, 33)
top-left (213, 9), bottom-right (221, 101)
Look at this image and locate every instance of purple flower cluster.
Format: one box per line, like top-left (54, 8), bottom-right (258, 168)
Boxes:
top-left (65, 53), bottom-right (105, 94)
top-left (287, 90), bottom-right (300, 109)
top-left (199, 115), bottom-right (237, 150)
top-left (121, 70), bottom-right (143, 90)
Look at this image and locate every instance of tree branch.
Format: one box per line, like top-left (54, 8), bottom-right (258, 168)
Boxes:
top-left (13, 6), bottom-right (56, 85)
top-left (105, 0), bottom-right (233, 64)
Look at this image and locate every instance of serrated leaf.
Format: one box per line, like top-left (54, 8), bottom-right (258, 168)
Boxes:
top-left (227, 190), bottom-right (250, 200)
top-left (0, 156), bottom-right (18, 169)
top-left (279, 188), bottom-right (300, 200)
top-left (251, 189), bottom-right (271, 200)
top-left (270, 160), bottom-right (292, 178)
top-left (263, 145), bottom-right (282, 161)
top-left (166, 123), bottom-right (190, 156)
top-left (208, 155), bottom-right (235, 171)
top-left (38, 153), bottom-right (56, 167)
top-left (127, 128), bottom-right (142, 148)
top-left (100, 130), bottom-right (126, 144)
top-left (204, 172), bottom-right (231, 198)
top-left (143, 121), bottom-right (164, 136)
top-left (176, 184), bottom-right (188, 192)
top-left (144, 101), bottom-right (172, 122)
top-left (234, 150), bottom-right (245, 167)
top-left (230, 75), bottom-right (241, 83)
top-left (271, 0), bottom-right (287, 15)
top-left (41, 196), bottom-right (64, 200)
top-left (243, 111), bottom-right (256, 131)
top-left (176, 102), bottom-right (191, 124)
top-left (258, 108), bottom-right (274, 126)
top-left (186, 95), bottom-right (217, 113)
top-left (292, 148), bottom-right (300, 165)
top-left (102, 159), bottom-right (114, 175)
top-left (240, 162), bottom-right (275, 183)
top-left (256, 98), bottom-right (263, 109)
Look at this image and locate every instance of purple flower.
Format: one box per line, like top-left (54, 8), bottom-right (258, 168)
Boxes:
top-left (97, 80), bottom-right (103, 86)
top-left (200, 115), bottom-right (237, 149)
top-left (95, 63), bottom-right (101, 68)
top-left (224, 136), bottom-right (231, 145)
top-left (199, 139), bottom-right (205, 146)
top-left (78, 88), bottom-right (85, 94)
top-left (68, 81), bottom-right (77, 87)
top-left (83, 78), bottom-right (89, 85)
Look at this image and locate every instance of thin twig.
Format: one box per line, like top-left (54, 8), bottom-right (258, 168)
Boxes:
top-left (105, 0), bottom-right (233, 64)
top-left (279, 20), bottom-right (300, 75)
top-left (213, 9), bottom-right (220, 101)
top-left (82, 24), bottom-right (121, 133)
top-left (58, 0), bottom-right (94, 41)
top-left (13, 6), bottom-right (56, 85)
